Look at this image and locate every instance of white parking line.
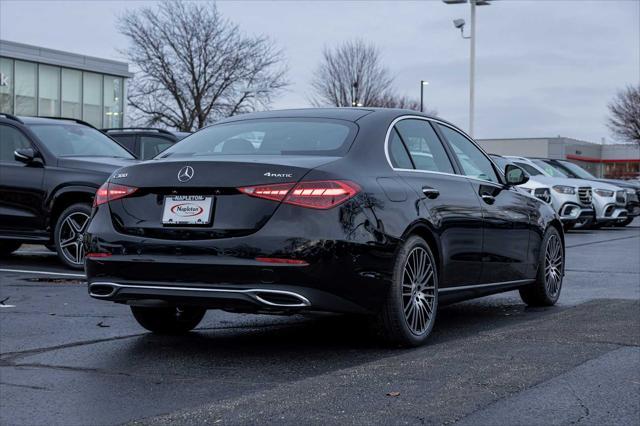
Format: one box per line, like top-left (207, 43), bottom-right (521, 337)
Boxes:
top-left (0, 268), bottom-right (85, 278)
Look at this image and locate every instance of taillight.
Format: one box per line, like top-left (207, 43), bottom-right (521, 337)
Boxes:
top-left (238, 180), bottom-right (360, 210)
top-left (94, 182), bottom-right (138, 207)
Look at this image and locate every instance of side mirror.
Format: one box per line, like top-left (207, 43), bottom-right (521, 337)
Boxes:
top-left (505, 164), bottom-right (529, 186)
top-left (14, 148), bottom-right (38, 164)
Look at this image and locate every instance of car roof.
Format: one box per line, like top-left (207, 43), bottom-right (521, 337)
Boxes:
top-left (216, 107), bottom-right (444, 124)
top-left (15, 116), bottom-right (87, 125)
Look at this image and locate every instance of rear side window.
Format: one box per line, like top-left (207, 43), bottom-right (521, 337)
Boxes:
top-left (0, 125), bottom-right (32, 163)
top-left (111, 134), bottom-right (136, 152)
top-left (395, 119), bottom-right (454, 173)
top-left (140, 135), bottom-right (173, 160)
top-left (161, 118), bottom-right (357, 158)
top-left (388, 128), bottom-right (413, 169)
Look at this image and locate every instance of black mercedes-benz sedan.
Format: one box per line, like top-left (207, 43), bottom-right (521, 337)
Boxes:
top-left (85, 108), bottom-right (564, 346)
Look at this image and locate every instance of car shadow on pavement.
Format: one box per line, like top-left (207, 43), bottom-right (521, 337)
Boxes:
top-left (102, 299), bottom-right (560, 384)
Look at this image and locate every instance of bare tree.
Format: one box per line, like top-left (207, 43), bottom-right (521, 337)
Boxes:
top-left (376, 94), bottom-right (437, 115)
top-left (118, 1), bottom-right (288, 131)
top-left (310, 40), bottom-right (394, 107)
top-left (310, 39), bottom-right (435, 113)
top-left (607, 85), bottom-right (640, 145)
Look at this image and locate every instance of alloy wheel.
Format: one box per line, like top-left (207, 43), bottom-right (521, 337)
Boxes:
top-left (402, 247), bottom-right (436, 335)
top-left (58, 211), bottom-right (90, 266)
top-left (544, 234), bottom-right (563, 297)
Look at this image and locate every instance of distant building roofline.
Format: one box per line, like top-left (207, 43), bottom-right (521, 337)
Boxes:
top-left (477, 136), bottom-right (600, 145)
top-left (0, 39), bottom-right (132, 78)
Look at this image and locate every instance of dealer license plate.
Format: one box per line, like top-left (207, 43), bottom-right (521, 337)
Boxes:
top-left (162, 195), bottom-right (213, 225)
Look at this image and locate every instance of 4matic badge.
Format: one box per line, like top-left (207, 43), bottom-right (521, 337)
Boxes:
top-left (264, 172), bottom-right (293, 178)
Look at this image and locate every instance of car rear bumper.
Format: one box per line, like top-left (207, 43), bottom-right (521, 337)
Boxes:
top-left (87, 281), bottom-right (374, 314)
top-left (84, 203), bottom-right (396, 314)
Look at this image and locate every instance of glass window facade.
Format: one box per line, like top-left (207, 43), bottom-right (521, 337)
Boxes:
top-left (38, 64), bottom-right (60, 116)
top-left (0, 56), bottom-right (126, 128)
top-left (0, 57), bottom-right (13, 113)
top-left (61, 68), bottom-right (82, 119)
top-left (103, 76), bottom-right (123, 129)
top-left (83, 72), bottom-right (103, 128)
top-left (14, 60), bottom-right (37, 116)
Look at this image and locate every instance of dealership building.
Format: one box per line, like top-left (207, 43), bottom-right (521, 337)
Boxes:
top-left (0, 39), bottom-right (131, 128)
top-left (478, 137), bottom-right (640, 180)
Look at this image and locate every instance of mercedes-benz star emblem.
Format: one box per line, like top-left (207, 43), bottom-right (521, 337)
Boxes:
top-left (177, 166), bottom-right (194, 182)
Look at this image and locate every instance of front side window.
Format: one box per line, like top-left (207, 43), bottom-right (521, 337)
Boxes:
top-left (0, 125), bottom-right (32, 163)
top-left (531, 159), bottom-right (568, 178)
top-left (556, 160), bottom-right (596, 179)
top-left (394, 119), bottom-right (454, 173)
top-left (514, 161), bottom-right (544, 176)
top-left (27, 123), bottom-right (133, 158)
top-left (437, 124), bottom-right (498, 183)
top-left (161, 119), bottom-right (356, 158)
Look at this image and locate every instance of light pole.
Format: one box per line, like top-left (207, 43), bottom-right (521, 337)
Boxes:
top-left (420, 80), bottom-right (429, 112)
top-left (443, 0), bottom-right (491, 137)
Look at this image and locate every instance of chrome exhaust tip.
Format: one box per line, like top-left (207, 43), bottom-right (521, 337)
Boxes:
top-left (89, 282), bottom-right (118, 298)
top-left (249, 290), bottom-right (311, 308)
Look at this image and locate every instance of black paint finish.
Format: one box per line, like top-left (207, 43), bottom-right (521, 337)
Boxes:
top-left (84, 108), bottom-right (561, 315)
top-left (0, 116), bottom-right (137, 244)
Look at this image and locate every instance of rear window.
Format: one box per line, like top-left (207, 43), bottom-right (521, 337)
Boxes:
top-left (27, 124), bottom-right (134, 158)
top-left (160, 118), bottom-right (357, 158)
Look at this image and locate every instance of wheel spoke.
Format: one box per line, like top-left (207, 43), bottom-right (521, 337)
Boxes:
top-left (401, 246), bottom-right (437, 335)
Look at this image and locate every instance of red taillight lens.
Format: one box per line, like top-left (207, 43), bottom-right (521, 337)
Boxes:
top-left (238, 180), bottom-right (360, 210)
top-left (94, 183), bottom-right (138, 207)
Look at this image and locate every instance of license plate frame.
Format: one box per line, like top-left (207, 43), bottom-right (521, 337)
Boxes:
top-left (161, 195), bottom-right (213, 226)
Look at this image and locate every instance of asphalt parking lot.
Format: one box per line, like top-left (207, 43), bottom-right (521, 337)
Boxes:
top-left (1, 221), bottom-right (639, 426)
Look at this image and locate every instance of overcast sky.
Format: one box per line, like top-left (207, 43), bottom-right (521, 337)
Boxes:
top-left (1, 0), bottom-right (638, 142)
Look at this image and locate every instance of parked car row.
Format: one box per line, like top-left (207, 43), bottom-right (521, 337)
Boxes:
top-left (491, 154), bottom-right (639, 230)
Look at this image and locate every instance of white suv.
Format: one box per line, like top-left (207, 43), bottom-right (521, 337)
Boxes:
top-left (505, 156), bottom-right (595, 230)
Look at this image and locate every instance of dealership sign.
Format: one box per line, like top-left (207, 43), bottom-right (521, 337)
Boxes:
top-left (0, 72), bottom-right (8, 87)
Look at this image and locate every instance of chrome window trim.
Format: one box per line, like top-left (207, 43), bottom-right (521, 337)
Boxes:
top-left (438, 279), bottom-right (535, 293)
top-left (384, 115), bottom-right (505, 186)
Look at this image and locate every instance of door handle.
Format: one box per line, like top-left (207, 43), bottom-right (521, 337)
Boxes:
top-left (422, 187), bottom-right (440, 199)
top-left (481, 194), bottom-right (495, 204)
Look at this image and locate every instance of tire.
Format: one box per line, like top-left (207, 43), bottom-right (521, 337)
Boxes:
top-left (0, 241), bottom-right (22, 256)
top-left (615, 217), bottom-right (633, 227)
top-left (379, 235), bottom-right (438, 347)
top-left (131, 306), bottom-right (206, 334)
top-left (54, 203), bottom-right (92, 270)
top-left (519, 227), bottom-right (564, 306)
top-left (563, 223), bottom-right (574, 232)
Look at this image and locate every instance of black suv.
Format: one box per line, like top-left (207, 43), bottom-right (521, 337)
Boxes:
top-left (0, 114), bottom-right (137, 268)
top-left (102, 128), bottom-right (190, 160)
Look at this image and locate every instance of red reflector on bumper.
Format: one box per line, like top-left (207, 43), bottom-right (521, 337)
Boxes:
top-left (86, 253), bottom-right (112, 258)
top-left (255, 257), bottom-right (309, 265)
